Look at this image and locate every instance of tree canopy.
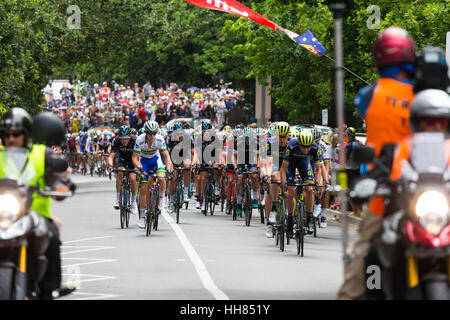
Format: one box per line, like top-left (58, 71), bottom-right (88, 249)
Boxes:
top-left (0, 0), bottom-right (448, 126)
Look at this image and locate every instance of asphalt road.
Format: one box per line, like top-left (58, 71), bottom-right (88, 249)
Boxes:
top-left (54, 175), bottom-right (358, 300)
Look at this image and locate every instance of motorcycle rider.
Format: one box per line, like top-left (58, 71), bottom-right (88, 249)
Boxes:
top-left (337, 27), bottom-right (417, 300)
top-left (0, 108), bottom-right (75, 299)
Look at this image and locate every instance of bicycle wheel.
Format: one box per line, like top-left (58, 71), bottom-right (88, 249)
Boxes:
top-left (175, 182), bottom-right (181, 224)
top-left (298, 202), bottom-right (305, 257)
top-left (153, 211), bottom-right (159, 231)
top-left (259, 205), bottom-right (265, 224)
top-left (146, 211), bottom-right (153, 236)
top-left (209, 182), bottom-right (215, 216)
top-left (244, 185), bottom-right (251, 226)
top-left (202, 182), bottom-right (208, 216)
top-left (279, 223), bottom-right (285, 252)
top-left (232, 200), bottom-right (237, 221)
top-left (125, 187), bottom-right (131, 228)
top-left (120, 184), bottom-right (126, 229)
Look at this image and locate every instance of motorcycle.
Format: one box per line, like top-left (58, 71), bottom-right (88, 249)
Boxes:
top-left (0, 148), bottom-right (73, 300)
top-left (351, 132), bottom-right (450, 300)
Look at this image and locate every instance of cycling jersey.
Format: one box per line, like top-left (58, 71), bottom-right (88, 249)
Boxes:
top-left (78, 135), bottom-right (87, 153)
top-left (166, 132), bottom-right (194, 164)
top-left (86, 136), bottom-right (98, 153)
top-left (264, 136), bottom-right (290, 173)
top-left (282, 138), bottom-right (318, 185)
top-left (319, 140), bottom-right (332, 162)
top-left (112, 135), bottom-right (136, 166)
top-left (98, 136), bottom-right (111, 148)
top-left (194, 132), bottom-right (220, 167)
top-left (133, 133), bottom-right (167, 159)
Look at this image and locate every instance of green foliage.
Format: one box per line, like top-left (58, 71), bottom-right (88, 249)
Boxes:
top-left (0, 0), bottom-right (447, 127)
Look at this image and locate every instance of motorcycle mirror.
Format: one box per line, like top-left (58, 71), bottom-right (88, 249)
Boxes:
top-left (353, 145), bottom-right (375, 163)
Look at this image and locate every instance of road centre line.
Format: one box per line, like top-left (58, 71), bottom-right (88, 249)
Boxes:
top-left (161, 210), bottom-right (229, 300)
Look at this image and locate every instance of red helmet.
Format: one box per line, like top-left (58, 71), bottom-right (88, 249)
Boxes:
top-left (372, 27), bottom-right (416, 68)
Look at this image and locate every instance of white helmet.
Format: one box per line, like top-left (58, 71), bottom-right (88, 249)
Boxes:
top-left (97, 130), bottom-right (102, 137)
top-left (144, 120), bottom-right (159, 133)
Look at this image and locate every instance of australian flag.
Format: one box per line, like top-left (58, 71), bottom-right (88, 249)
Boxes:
top-left (282, 28), bottom-right (327, 56)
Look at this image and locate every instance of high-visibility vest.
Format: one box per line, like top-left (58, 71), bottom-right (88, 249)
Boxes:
top-left (0, 145), bottom-right (51, 218)
top-left (365, 78), bottom-right (415, 157)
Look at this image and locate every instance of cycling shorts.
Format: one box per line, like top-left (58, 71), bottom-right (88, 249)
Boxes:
top-left (99, 145), bottom-right (110, 154)
top-left (140, 154), bottom-right (166, 184)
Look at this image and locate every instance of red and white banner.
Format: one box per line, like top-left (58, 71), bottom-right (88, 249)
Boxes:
top-left (184, 0), bottom-right (280, 31)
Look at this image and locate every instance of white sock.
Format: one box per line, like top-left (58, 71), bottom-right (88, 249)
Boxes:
top-left (116, 192), bottom-right (120, 201)
top-left (321, 208), bottom-right (327, 218)
top-left (132, 196), bottom-right (137, 205)
top-left (236, 195), bottom-right (242, 204)
top-left (252, 190), bottom-right (258, 200)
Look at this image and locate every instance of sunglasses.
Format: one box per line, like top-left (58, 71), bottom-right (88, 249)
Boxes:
top-left (146, 132), bottom-right (157, 136)
top-left (119, 137), bottom-right (130, 140)
top-left (4, 131), bottom-right (24, 138)
top-left (300, 145), bottom-right (312, 149)
top-left (426, 118), bottom-right (448, 127)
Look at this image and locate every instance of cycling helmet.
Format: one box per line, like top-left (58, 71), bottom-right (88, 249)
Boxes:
top-left (96, 130), bottom-right (102, 137)
top-left (275, 121), bottom-right (290, 137)
top-left (138, 128), bottom-right (145, 135)
top-left (144, 120), bottom-right (159, 133)
top-left (119, 125), bottom-right (130, 136)
top-left (409, 89), bottom-right (450, 132)
top-left (243, 127), bottom-right (255, 138)
top-left (223, 125), bottom-right (231, 133)
top-left (166, 123), bottom-right (174, 133)
top-left (130, 128), bottom-right (137, 136)
top-left (298, 129), bottom-right (314, 147)
top-left (173, 121), bottom-right (183, 131)
top-left (372, 27), bottom-right (416, 69)
top-left (345, 127), bottom-right (356, 137)
top-left (289, 128), bottom-right (299, 139)
top-left (235, 124), bottom-right (244, 130)
top-left (202, 121), bottom-right (212, 131)
top-left (72, 133), bottom-right (77, 138)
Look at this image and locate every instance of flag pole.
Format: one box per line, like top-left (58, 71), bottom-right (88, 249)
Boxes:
top-left (321, 54), bottom-right (373, 87)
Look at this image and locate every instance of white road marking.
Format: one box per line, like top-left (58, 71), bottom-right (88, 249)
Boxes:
top-left (64, 236), bottom-right (114, 244)
top-left (62, 258), bottom-right (118, 268)
top-left (68, 292), bottom-right (121, 300)
top-left (162, 211), bottom-right (229, 300)
top-left (61, 273), bottom-right (117, 284)
top-left (61, 245), bottom-right (115, 255)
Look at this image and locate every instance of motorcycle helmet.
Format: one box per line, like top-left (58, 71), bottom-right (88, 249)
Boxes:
top-left (409, 89), bottom-right (450, 132)
top-left (32, 112), bottom-right (66, 146)
top-left (0, 107), bottom-right (33, 145)
top-left (372, 27), bottom-right (416, 69)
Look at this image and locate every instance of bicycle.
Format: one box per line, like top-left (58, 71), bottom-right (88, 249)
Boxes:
top-left (89, 153), bottom-right (96, 176)
top-left (201, 165), bottom-right (218, 216)
top-left (219, 168), bottom-right (227, 212)
top-left (173, 166), bottom-right (191, 224)
top-left (258, 176), bottom-right (270, 225)
top-left (292, 181), bottom-right (316, 257)
top-left (237, 165), bottom-right (257, 227)
top-left (80, 152), bottom-right (87, 175)
top-left (109, 168), bottom-right (135, 229)
top-left (273, 182), bottom-right (288, 252)
top-left (140, 169), bottom-right (160, 237)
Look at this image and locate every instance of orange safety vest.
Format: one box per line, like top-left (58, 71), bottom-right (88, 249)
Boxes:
top-left (365, 78), bottom-right (415, 157)
top-left (370, 137), bottom-right (450, 216)
top-left (365, 78), bottom-right (414, 216)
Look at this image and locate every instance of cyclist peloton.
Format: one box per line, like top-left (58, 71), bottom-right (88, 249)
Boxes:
top-left (107, 125), bottom-right (138, 215)
top-left (132, 120), bottom-right (173, 228)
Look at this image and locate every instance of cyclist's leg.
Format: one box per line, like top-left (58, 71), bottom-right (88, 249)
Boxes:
top-left (182, 159), bottom-right (191, 198)
top-left (155, 155), bottom-right (167, 210)
top-left (249, 164), bottom-right (260, 207)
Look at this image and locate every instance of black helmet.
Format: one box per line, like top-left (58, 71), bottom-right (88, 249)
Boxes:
top-left (0, 107), bottom-right (33, 135)
top-left (32, 112), bottom-right (66, 146)
top-left (202, 121), bottom-right (212, 131)
top-left (409, 89), bottom-right (450, 132)
top-left (119, 125), bottom-right (130, 136)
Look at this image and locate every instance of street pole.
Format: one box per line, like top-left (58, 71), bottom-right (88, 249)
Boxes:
top-left (330, 3), bottom-right (350, 275)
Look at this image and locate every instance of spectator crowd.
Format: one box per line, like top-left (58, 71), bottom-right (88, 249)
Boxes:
top-left (42, 80), bottom-right (249, 133)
